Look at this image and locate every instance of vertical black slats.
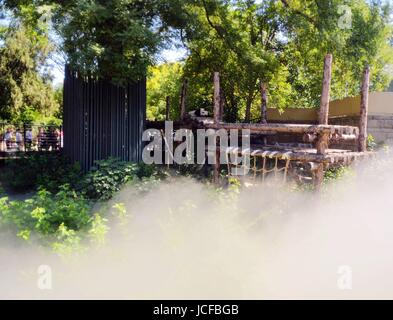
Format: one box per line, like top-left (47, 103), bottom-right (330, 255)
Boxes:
top-left (88, 77), bottom-right (92, 170)
top-left (140, 78), bottom-right (147, 162)
top-left (110, 85), bottom-right (115, 157)
top-left (93, 79), bottom-right (98, 165)
top-left (121, 85), bottom-right (126, 161)
top-left (63, 65), bottom-right (146, 172)
top-left (112, 85), bottom-right (118, 158)
top-left (104, 83), bottom-right (109, 159)
top-left (131, 82), bottom-right (136, 162)
top-left (63, 66), bottom-right (68, 157)
top-left (127, 83), bottom-right (131, 161)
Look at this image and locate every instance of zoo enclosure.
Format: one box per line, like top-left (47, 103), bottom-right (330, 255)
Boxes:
top-left (147, 54), bottom-right (373, 189)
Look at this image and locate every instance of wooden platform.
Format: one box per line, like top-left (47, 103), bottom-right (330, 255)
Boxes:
top-left (222, 145), bottom-right (374, 165)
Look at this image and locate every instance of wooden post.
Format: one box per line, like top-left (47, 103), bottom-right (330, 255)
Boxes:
top-left (358, 65), bottom-right (370, 152)
top-left (319, 54), bottom-right (333, 125)
top-left (180, 79), bottom-right (188, 121)
top-left (213, 137), bottom-right (221, 184)
top-left (314, 163), bottom-right (324, 191)
top-left (260, 82), bottom-right (268, 124)
top-left (165, 96), bottom-right (170, 121)
top-left (213, 72), bottom-right (221, 184)
top-left (316, 132), bottom-right (329, 155)
top-left (219, 88), bottom-right (225, 121)
top-left (214, 72), bottom-right (221, 124)
top-left (314, 131), bottom-right (329, 191)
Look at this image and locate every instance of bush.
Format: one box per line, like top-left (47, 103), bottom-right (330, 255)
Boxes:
top-left (78, 158), bottom-right (139, 200)
top-left (0, 186), bottom-right (90, 235)
top-left (0, 152), bottom-right (81, 193)
top-left (78, 159), bottom-right (166, 200)
top-left (367, 134), bottom-right (378, 151)
top-left (0, 184), bottom-right (112, 254)
top-left (324, 166), bottom-right (352, 182)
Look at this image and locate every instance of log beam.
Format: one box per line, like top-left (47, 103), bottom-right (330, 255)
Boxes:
top-left (205, 122), bottom-right (358, 136)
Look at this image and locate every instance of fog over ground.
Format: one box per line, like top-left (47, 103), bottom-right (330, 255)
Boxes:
top-left (1, 151), bottom-right (393, 299)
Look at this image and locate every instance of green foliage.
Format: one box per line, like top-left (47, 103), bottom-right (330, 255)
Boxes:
top-left (0, 185), bottom-right (93, 250)
top-left (4, 0), bottom-right (392, 112)
top-left (79, 159), bottom-right (165, 200)
top-left (79, 158), bottom-right (139, 201)
top-left (182, 0), bottom-right (294, 121)
top-left (88, 213), bottom-right (110, 245)
top-left (177, 0), bottom-right (393, 120)
top-left (0, 21), bottom-right (60, 121)
top-left (147, 62), bottom-right (183, 120)
top-left (367, 134), bottom-right (378, 151)
top-left (281, 0), bottom-right (393, 107)
top-left (0, 152), bottom-right (81, 193)
top-left (41, 0), bottom-right (191, 85)
top-left (324, 166), bottom-right (352, 183)
top-left (0, 184), bottom-right (115, 254)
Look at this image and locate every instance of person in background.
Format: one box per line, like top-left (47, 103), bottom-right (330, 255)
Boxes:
top-left (4, 128), bottom-right (13, 150)
top-left (54, 128), bottom-right (61, 150)
top-left (15, 129), bottom-right (23, 151)
top-left (37, 127), bottom-right (46, 151)
top-left (25, 127), bottom-right (33, 150)
top-left (47, 127), bottom-right (57, 151)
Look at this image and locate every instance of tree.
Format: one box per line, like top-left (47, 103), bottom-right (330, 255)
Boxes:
top-left (2, 0), bottom-right (194, 84)
top-left (182, 0), bottom-right (293, 121)
top-left (0, 21), bottom-right (59, 121)
top-left (146, 62), bottom-right (183, 121)
top-left (3, 0), bottom-right (392, 122)
top-left (179, 0), bottom-right (393, 121)
top-left (279, 0), bottom-right (393, 107)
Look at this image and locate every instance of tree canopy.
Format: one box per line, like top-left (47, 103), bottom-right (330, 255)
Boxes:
top-left (177, 0), bottom-right (393, 120)
top-left (0, 14), bottom-right (60, 122)
top-left (2, 0), bottom-right (393, 122)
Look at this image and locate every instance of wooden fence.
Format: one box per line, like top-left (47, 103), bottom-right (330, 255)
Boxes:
top-left (63, 66), bottom-right (146, 171)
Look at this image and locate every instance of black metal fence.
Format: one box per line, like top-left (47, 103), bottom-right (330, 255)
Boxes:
top-left (0, 122), bottom-right (63, 154)
top-left (63, 66), bottom-right (146, 171)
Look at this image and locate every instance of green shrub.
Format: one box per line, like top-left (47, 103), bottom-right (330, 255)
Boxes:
top-left (79, 158), bottom-right (139, 200)
top-left (324, 166), bottom-right (352, 182)
top-left (0, 184), bottom-right (113, 254)
top-left (367, 134), bottom-right (377, 151)
top-left (0, 152), bottom-right (81, 193)
top-left (135, 162), bottom-right (168, 181)
top-left (0, 185), bottom-right (91, 245)
top-left (78, 159), bottom-right (166, 201)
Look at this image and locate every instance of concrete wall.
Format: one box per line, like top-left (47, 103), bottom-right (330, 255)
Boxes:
top-left (266, 92), bottom-right (393, 143)
top-left (267, 108), bottom-right (317, 123)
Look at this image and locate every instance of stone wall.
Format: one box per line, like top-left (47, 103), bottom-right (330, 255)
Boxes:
top-left (367, 114), bottom-right (393, 143)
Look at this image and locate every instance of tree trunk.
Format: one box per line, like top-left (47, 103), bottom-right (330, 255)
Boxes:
top-left (179, 79), bottom-right (188, 121)
top-left (358, 66), bottom-right (370, 152)
top-left (319, 54), bottom-right (333, 125)
top-left (165, 96), bottom-right (170, 121)
top-left (213, 72), bottom-right (221, 123)
top-left (260, 82), bottom-right (268, 124)
top-left (245, 97), bottom-right (252, 122)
